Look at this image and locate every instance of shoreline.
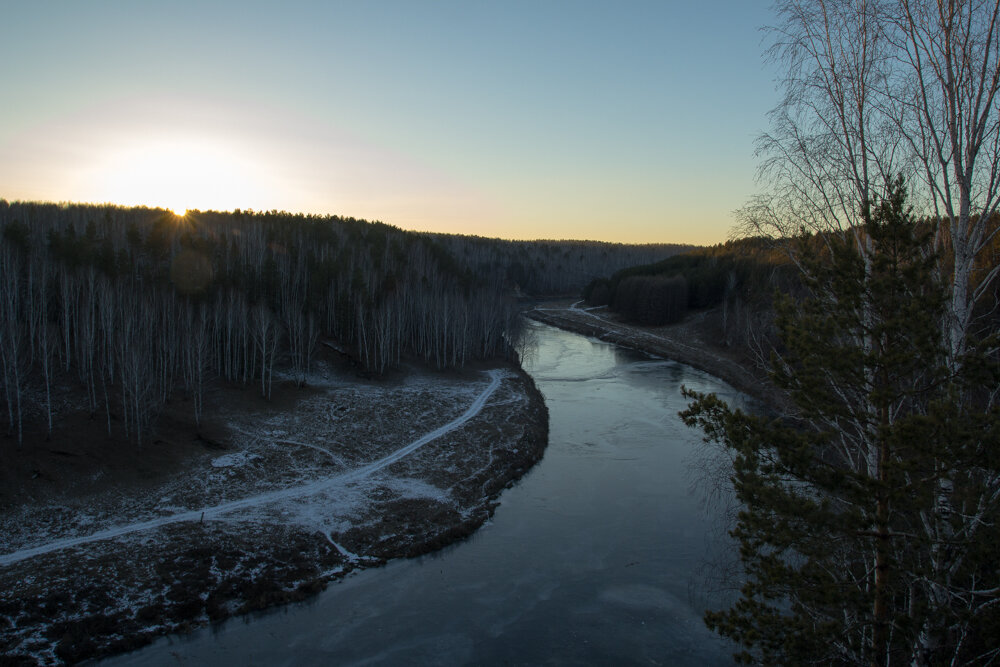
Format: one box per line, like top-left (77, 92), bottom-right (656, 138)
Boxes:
top-left (0, 361), bottom-right (549, 665)
top-left (526, 302), bottom-right (782, 409)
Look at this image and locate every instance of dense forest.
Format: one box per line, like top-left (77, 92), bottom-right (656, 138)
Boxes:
top-left (581, 184), bottom-right (1000, 665)
top-left (0, 200), bottom-right (688, 447)
top-left (429, 233), bottom-right (689, 296)
top-left (586, 222), bottom-right (1000, 357)
top-left (583, 237), bottom-right (798, 353)
top-left (579, 171), bottom-right (1000, 667)
top-left (682, 183), bottom-right (1000, 666)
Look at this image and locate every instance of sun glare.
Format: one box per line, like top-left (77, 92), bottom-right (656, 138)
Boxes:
top-left (80, 138), bottom-right (278, 214)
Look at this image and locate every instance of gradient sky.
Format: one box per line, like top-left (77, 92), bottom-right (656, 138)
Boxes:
top-left (1, 1), bottom-right (780, 245)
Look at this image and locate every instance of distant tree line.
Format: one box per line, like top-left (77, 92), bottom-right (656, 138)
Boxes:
top-left (429, 233), bottom-right (693, 297)
top-left (0, 205), bottom-right (523, 444)
top-left (605, 275), bottom-right (688, 326)
top-left (0, 201), bottom-right (692, 447)
top-left (586, 217), bottom-right (1000, 356)
top-left (583, 238), bottom-right (798, 338)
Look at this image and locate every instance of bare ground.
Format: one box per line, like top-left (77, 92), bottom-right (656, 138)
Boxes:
top-left (0, 351), bottom-right (548, 665)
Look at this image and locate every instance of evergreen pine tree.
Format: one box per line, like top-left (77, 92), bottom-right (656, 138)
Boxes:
top-left (682, 178), bottom-right (1000, 665)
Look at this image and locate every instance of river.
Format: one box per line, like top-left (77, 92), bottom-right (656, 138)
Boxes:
top-left (107, 321), bottom-right (752, 666)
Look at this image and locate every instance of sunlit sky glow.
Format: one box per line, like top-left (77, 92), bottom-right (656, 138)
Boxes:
top-left (1, 1), bottom-right (779, 244)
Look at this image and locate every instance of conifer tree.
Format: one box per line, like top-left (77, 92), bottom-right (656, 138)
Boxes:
top-left (682, 178), bottom-right (1000, 665)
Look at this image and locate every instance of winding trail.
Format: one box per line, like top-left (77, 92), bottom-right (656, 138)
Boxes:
top-left (0, 370), bottom-right (504, 568)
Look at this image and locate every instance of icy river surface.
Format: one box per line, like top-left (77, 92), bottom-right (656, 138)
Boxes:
top-left (107, 321), bottom-right (749, 665)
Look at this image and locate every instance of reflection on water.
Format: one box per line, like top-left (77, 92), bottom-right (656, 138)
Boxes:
top-left (107, 322), bottom-right (746, 666)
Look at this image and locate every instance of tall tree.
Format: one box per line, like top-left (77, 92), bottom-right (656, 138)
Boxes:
top-left (744, 0), bottom-right (1000, 366)
top-left (891, 0), bottom-right (1000, 359)
top-left (683, 181), bottom-right (1000, 665)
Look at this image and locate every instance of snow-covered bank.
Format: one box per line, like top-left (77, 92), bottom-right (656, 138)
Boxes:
top-left (0, 361), bottom-right (548, 665)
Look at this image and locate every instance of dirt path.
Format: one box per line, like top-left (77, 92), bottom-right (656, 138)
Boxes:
top-left (0, 371), bottom-right (503, 568)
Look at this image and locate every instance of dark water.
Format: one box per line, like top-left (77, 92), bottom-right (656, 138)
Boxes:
top-left (107, 322), bottom-right (750, 666)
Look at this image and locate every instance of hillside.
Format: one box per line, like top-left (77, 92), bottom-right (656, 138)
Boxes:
top-left (0, 200), bottom-right (689, 447)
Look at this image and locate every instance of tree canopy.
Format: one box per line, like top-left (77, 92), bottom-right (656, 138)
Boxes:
top-left (683, 180), bottom-right (1000, 665)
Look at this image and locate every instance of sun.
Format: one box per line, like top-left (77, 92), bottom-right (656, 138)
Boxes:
top-left (80, 136), bottom-right (278, 213)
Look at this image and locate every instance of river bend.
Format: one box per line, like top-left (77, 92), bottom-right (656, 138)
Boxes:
top-left (108, 321), bottom-right (751, 666)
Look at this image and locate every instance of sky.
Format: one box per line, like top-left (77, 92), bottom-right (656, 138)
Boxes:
top-left (0, 1), bottom-right (780, 245)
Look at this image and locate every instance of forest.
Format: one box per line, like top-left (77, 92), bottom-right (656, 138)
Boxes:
top-left (579, 183), bottom-right (1000, 665)
top-left (680, 184), bottom-right (1000, 666)
top-left (674, 0), bottom-right (1000, 662)
top-left (0, 200), bottom-right (687, 447)
top-left (583, 237), bottom-right (796, 332)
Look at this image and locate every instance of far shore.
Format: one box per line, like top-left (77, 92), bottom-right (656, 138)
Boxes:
top-left (526, 300), bottom-right (784, 409)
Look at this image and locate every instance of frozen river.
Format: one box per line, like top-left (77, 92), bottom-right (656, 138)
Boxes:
top-left (107, 321), bottom-right (749, 665)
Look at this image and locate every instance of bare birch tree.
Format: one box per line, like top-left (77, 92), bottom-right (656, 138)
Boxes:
top-left (890, 0), bottom-right (1000, 359)
top-left (0, 246), bottom-right (28, 445)
top-left (748, 0), bottom-right (1000, 360)
top-left (250, 302), bottom-right (280, 399)
top-left (714, 2), bottom-right (1000, 663)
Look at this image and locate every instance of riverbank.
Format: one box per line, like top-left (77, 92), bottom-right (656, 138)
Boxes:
top-left (526, 301), bottom-right (783, 409)
top-left (0, 353), bottom-right (548, 665)
top-left (98, 319), bottom-right (741, 666)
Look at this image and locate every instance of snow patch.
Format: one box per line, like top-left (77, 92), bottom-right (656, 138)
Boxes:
top-left (211, 452), bottom-right (262, 468)
top-left (0, 370), bottom-right (504, 567)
